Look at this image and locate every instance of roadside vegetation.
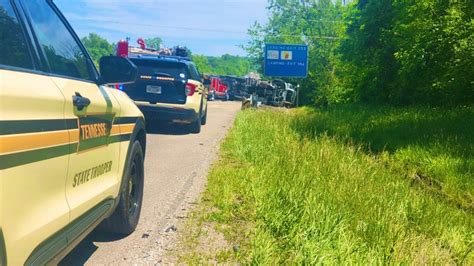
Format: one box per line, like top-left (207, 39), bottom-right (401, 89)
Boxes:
top-left (245, 0), bottom-right (473, 107)
top-left (81, 33), bottom-right (114, 66)
top-left (180, 106), bottom-right (473, 264)
top-left (192, 54), bottom-right (254, 76)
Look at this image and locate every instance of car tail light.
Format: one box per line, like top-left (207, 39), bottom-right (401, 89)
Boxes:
top-left (186, 83), bottom-right (197, 96)
top-left (115, 84), bottom-right (124, 90)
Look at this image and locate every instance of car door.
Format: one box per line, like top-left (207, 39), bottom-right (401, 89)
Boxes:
top-left (20, 0), bottom-right (121, 222)
top-left (0, 0), bottom-right (70, 263)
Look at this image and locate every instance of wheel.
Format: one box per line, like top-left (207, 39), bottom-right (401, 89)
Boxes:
top-left (190, 112), bottom-right (202, 133)
top-left (101, 141), bottom-right (144, 235)
top-left (209, 92), bottom-right (215, 101)
top-left (201, 104), bottom-right (208, 126)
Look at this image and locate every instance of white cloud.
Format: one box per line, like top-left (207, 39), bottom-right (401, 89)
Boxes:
top-left (55, 0), bottom-right (267, 54)
top-left (56, 0), bottom-right (268, 55)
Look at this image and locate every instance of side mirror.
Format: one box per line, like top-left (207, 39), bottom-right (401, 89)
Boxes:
top-left (99, 56), bottom-right (137, 85)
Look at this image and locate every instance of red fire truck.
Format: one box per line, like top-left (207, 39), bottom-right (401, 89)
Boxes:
top-left (209, 76), bottom-right (229, 101)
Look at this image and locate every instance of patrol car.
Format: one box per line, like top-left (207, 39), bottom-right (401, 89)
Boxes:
top-left (0, 0), bottom-right (146, 264)
top-left (119, 45), bottom-right (209, 134)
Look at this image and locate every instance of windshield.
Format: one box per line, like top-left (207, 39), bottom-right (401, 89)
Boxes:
top-left (130, 59), bottom-right (189, 79)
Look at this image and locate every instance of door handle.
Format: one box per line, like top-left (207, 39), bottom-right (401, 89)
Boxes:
top-left (72, 92), bottom-right (91, 111)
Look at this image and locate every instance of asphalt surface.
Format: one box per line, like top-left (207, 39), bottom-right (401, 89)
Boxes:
top-left (61, 101), bottom-right (241, 265)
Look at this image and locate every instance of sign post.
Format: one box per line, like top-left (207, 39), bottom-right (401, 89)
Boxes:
top-left (264, 44), bottom-right (308, 78)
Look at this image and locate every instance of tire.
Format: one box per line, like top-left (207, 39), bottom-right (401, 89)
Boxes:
top-left (190, 115), bottom-right (201, 133)
top-left (101, 141), bottom-right (144, 235)
top-left (201, 104), bottom-right (208, 126)
top-left (190, 98), bottom-right (204, 133)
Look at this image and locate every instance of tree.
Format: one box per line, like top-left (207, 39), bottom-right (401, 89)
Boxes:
top-left (192, 55), bottom-right (212, 74)
top-left (0, 6), bottom-right (32, 68)
top-left (341, 0), bottom-right (473, 105)
top-left (192, 54), bottom-right (254, 76)
top-left (81, 33), bottom-right (114, 66)
top-left (246, 0), bottom-right (473, 106)
top-left (145, 37), bottom-right (163, 50)
top-left (244, 0), bottom-right (348, 105)
top-left (340, 0), bottom-right (399, 104)
top-left (392, 0), bottom-right (474, 105)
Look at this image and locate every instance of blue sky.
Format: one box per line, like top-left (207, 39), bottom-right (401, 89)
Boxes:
top-left (54, 0), bottom-right (269, 56)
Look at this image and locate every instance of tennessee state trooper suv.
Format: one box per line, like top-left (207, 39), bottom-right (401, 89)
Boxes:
top-left (0, 0), bottom-right (147, 264)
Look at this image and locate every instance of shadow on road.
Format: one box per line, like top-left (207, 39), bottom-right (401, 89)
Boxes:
top-left (145, 120), bottom-right (193, 136)
top-left (59, 230), bottom-right (125, 265)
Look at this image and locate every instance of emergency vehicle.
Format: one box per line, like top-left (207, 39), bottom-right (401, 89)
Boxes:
top-left (0, 1), bottom-right (146, 264)
top-left (116, 40), bottom-right (209, 133)
top-left (210, 76), bottom-right (230, 101)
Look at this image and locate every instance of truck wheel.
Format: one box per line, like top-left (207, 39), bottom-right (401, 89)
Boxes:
top-left (101, 141), bottom-right (144, 235)
top-left (201, 105), bottom-right (208, 126)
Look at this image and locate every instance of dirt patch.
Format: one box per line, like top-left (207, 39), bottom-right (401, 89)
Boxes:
top-left (162, 207), bottom-right (237, 264)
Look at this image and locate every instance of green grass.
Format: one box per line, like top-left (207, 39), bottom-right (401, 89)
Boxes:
top-left (184, 105), bottom-right (473, 264)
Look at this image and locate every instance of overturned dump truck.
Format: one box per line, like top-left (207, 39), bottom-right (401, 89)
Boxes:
top-left (242, 77), bottom-right (298, 108)
top-left (220, 76), bottom-right (247, 101)
top-left (270, 79), bottom-right (298, 108)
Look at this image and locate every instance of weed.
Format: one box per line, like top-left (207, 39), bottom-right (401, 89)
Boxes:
top-left (181, 105), bottom-right (473, 264)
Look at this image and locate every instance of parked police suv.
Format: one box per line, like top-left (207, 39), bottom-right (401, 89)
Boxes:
top-left (121, 50), bottom-right (209, 134)
top-left (0, 0), bottom-right (147, 264)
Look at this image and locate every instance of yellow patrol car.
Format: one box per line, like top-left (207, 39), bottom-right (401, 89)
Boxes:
top-left (0, 0), bottom-right (146, 264)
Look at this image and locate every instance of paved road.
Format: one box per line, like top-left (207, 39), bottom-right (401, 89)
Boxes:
top-left (61, 101), bottom-right (241, 265)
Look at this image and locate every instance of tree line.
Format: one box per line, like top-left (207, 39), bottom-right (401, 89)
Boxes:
top-left (81, 33), bottom-right (253, 77)
top-left (245, 0), bottom-right (473, 106)
top-left (192, 54), bottom-right (254, 76)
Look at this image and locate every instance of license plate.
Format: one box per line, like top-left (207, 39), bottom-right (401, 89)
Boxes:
top-left (146, 85), bottom-right (162, 94)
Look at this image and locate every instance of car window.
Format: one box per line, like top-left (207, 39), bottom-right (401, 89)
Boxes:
top-left (21, 0), bottom-right (91, 80)
top-left (188, 64), bottom-right (201, 81)
top-left (131, 59), bottom-right (189, 79)
top-left (0, 0), bottom-right (33, 69)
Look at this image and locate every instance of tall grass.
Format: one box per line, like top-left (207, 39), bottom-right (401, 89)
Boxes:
top-left (196, 106), bottom-right (473, 264)
top-left (291, 106), bottom-right (473, 211)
